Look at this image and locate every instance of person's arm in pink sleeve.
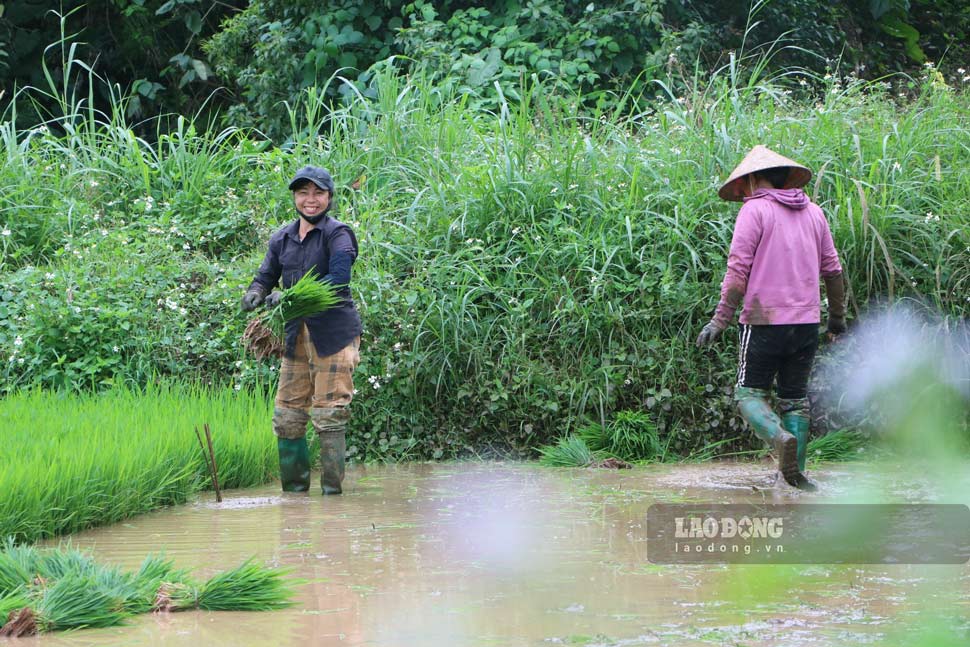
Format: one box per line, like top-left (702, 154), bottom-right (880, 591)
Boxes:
top-left (712, 206), bottom-right (761, 327)
top-left (819, 215), bottom-right (843, 277)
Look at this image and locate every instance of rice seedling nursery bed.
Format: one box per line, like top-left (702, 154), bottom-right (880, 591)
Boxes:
top-left (0, 383), bottom-right (277, 544)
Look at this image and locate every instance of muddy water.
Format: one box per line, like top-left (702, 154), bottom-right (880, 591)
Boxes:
top-left (12, 461), bottom-right (970, 647)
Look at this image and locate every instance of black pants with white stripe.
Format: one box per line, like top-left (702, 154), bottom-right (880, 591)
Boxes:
top-left (736, 324), bottom-right (819, 399)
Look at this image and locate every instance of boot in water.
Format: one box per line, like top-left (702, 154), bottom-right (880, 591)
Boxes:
top-left (735, 387), bottom-right (811, 489)
top-left (779, 398), bottom-right (817, 491)
top-left (319, 430), bottom-right (346, 495)
top-left (277, 437), bottom-right (311, 492)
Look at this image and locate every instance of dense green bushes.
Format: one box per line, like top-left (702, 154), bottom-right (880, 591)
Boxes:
top-left (202, 0), bottom-right (970, 137)
top-left (1, 59), bottom-right (968, 460)
top-left (7, 1), bottom-right (966, 138)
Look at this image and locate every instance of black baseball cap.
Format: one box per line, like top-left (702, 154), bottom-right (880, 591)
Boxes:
top-left (288, 166), bottom-right (334, 192)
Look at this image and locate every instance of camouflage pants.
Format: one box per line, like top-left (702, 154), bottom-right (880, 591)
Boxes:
top-left (272, 325), bottom-right (361, 439)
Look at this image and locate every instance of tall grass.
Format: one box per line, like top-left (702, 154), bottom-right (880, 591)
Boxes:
top-left (0, 383), bottom-right (277, 543)
top-left (1, 37), bottom-right (968, 460)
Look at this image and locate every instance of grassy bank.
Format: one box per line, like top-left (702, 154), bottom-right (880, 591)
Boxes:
top-left (0, 383), bottom-right (276, 543)
top-left (1, 56), bottom-right (968, 460)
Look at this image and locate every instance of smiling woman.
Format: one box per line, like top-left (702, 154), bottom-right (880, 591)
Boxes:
top-left (240, 165), bottom-right (363, 496)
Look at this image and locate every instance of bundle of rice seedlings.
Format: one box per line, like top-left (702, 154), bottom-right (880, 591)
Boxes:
top-left (574, 412), bottom-right (661, 463)
top-left (807, 429), bottom-right (869, 463)
top-left (0, 540), bottom-right (38, 594)
top-left (0, 545), bottom-right (298, 635)
top-left (153, 559), bottom-right (295, 612)
top-left (152, 581), bottom-right (199, 613)
top-left (0, 553), bottom-right (33, 596)
top-left (128, 555), bottom-right (190, 614)
top-left (243, 270), bottom-right (341, 358)
top-left (0, 573), bottom-right (128, 637)
top-left (264, 270), bottom-right (342, 339)
top-left (196, 559), bottom-right (296, 611)
top-left (603, 411), bottom-right (660, 462)
top-left (538, 435), bottom-right (596, 467)
top-left (242, 317), bottom-right (284, 360)
top-left (0, 589), bottom-right (29, 623)
top-left (34, 573), bottom-right (127, 632)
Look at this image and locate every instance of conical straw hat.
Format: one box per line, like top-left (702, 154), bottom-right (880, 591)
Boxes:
top-left (718, 145), bottom-right (812, 202)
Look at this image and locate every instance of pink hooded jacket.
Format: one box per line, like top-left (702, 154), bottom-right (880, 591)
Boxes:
top-left (713, 188), bottom-right (842, 327)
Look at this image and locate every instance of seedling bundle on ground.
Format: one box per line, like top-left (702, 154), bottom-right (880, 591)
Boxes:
top-left (0, 543), bottom-right (296, 637)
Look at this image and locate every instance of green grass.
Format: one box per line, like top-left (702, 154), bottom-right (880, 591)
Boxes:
top-left (0, 383), bottom-right (277, 543)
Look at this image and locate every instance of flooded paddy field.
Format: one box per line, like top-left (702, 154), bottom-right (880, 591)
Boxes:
top-left (12, 461), bottom-right (970, 647)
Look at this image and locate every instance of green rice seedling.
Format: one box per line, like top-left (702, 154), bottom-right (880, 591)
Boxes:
top-left (0, 540), bottom-right (36, 595)
top-left (30, 573), bottom-right (128, 633)
top-left (576, 423), bottom-right (609, 454)
top-left (538, 435), bottom-right (596, 467)
top-left (152, 581), bottom-right (200, 613)
top-left (262, 269), bottom-right (342, 340)
top-left (0, 588), bottom-right (29, 619)
top-left (0, 382), bottom-right (277, 543)
top-left (195, 559), bottom-right (296, 611)
top-left (125, 555), bottom-right (190, 615)
top-left (604, 411), bottom-right (661, 463)
top-left (0, 546), bottom-right (301, 635)
top-left (37, 546), bottom-right (100, 580)
top-left (0, 555), bottom-right (31, 597)
top-left (807, 429), bottom-right (870, 463)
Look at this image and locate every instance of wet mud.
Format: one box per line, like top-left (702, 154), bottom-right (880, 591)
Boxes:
top-left (8, 461), bottom-right (968, 647)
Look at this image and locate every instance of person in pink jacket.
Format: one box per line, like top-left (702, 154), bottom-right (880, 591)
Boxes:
top-left (696, 145), bottom-right (847, 490)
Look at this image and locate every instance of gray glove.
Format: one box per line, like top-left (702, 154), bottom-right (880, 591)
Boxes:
top-left (264, 291), bottom-right (283, 308)
top-left (696, 321), bottom-right (726, 347)
top-left (241, 286), bottom-right (267, 312)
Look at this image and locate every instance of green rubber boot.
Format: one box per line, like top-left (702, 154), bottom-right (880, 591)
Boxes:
top-left (779, 398), bottom-right (817, 491)
top-left (277, 437), bottom-right (311, 492)
top-left (319, 430), bottom-right (346, 495)
top-left (735, 387), bottom-right (811, 490)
